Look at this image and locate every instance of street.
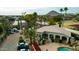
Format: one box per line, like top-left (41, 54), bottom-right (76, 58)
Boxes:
top-left (0, 33), bottom-right (20, 51)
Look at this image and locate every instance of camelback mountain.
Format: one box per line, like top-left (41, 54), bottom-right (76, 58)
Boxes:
top-left (46, 10), bottom-right (60, 16)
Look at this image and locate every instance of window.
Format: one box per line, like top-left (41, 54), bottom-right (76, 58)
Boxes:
top-left (62, 36), bottom-right (67, 40)
top-left (49, 34), bottom-right (53, 39)
top-left (55, 35), bottom-right (60, 38)
top-left (42, 31), bottom-right (48, 39)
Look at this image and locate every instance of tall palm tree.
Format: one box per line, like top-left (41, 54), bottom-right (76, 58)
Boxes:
top-left (64, 7), bottom-right (68, 25)
top-left (32, 12), bottom-right (37, 28)
top-left (22, 12), bottom-right (37, 44)
top-left (60, 8), bottom-right (63, 27)
top-left (64, 7), bottom-right (68, 15)
top-left (59, 7), bottom-right (68, 27)
top-left (60, 8), bottom-right (63, 13)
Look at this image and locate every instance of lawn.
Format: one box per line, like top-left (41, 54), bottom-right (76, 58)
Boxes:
top-left (63, 20), bottom-right (79, 28)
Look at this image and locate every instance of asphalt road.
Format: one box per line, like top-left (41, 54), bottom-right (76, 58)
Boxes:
top-left (0, 33), bottom-right (20, 51)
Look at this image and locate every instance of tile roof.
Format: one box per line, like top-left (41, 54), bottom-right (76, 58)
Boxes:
top-left (36, 25), bottom-right (71, 37)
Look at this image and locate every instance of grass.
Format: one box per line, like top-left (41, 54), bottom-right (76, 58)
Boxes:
top-left (63, 20), bottom-right (79, 28)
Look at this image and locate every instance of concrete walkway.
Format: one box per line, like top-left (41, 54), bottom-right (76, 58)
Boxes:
top-left (0, 33), bottom-right (20, 51)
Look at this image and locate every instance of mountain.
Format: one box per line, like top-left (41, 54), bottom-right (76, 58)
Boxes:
top-left (46, 10), bottom-right (60, 16)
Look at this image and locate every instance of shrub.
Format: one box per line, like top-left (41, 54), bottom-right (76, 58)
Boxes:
top-left (0, 24), bottom-right (3, 35)
top-left (48, 19), bottom-right (56, 25)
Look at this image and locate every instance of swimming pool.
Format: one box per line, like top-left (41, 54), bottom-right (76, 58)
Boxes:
top-left (57, 47), bottom-right (72, 51)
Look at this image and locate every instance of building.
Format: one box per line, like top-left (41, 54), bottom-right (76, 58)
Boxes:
top-left (36, 25), bottom-right (74, 44)
top-left (12, 20), bottom-right (27, 29)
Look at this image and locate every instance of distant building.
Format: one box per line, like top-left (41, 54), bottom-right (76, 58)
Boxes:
top-left (12, 20), bottom-right (27, 29)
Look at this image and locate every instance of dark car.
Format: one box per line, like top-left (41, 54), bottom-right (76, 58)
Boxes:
top-left (7, 29), bottom-right (14, 34)
top-left (17, 43), bottom-right (29, 51)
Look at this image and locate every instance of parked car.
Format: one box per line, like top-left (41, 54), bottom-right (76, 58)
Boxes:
top-left (17, 42), bottom-right (30, 51)
top-left (12, 28), bottom-right (19, 33)
top-left (7, 29), bottom-right (14, 34)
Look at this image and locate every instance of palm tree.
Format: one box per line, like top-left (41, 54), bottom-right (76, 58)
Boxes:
top-left (32, 12), bottom-right (37, 28)
top-left (64, 7), bottom-right (68, 25)
top-left (64, 7), bottom-right (68, 15)
top-left (24, 27), bottom-right (36, 44)
top-left (39, 16), bottom-right (43, 26)
top-left (59, 7), bottom-right (68, 27)
top-left (60, 8), bottom-right (63, 13)
top-left (60, 8), bottom-right (64, 27)
top-left (43, 16), bottom-right (48, 25)
top-left (22, 12), bottom-right (37, 44)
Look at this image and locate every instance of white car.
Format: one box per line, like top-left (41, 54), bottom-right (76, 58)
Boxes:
top-left (11, 28), bottom-right (19, 33)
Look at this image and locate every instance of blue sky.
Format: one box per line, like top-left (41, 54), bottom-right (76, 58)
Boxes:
top-left (0, 7), bottom-right (79, 15)
top-left (28, 7), bottom-right (79, 15)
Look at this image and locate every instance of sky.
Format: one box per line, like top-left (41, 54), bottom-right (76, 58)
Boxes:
top-left (0, 7), bottom-right (79, 15)
top-left (0, 0), bottom-right (79, 15)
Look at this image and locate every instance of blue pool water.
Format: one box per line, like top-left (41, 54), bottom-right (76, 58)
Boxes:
top-left (58, 47), bottom-right (72, 51)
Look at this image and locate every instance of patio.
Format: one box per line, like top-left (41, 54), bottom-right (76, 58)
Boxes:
top-left (40, 43), bottom-right (70, 51)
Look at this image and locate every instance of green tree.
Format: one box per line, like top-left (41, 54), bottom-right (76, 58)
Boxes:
top-left (48, 19), bottom-right (56, 25)
top-left (0, 17), bottom-right (10, 31)
top-left (42, 16), bottom-right (48, 25)
top-left (53, 15), bottom-right (63, 27)
top-left (75, 14), bottom-right (79, 21)
top-left (22, 12), bottom-right (37, 44)
top-left (0, 16), bottom-right (12, 36)
top-left (0, 24), bottom-right (4, 35)
top-left (38, 16), bottom-right (43, 26)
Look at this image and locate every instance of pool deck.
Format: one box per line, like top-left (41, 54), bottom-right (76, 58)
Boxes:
top-left (39, 43), bottom-right (70, 51)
